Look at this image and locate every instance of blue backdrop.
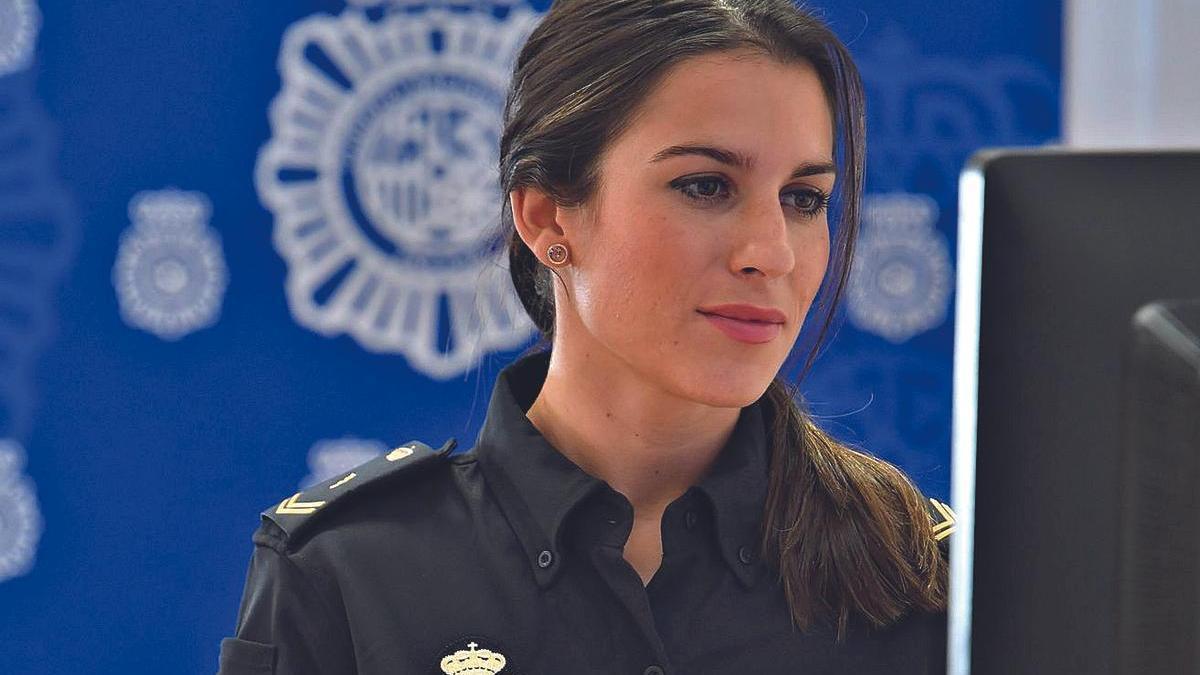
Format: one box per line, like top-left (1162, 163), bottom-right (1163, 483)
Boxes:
top-left (0, 1), bottom-right (1059, 672)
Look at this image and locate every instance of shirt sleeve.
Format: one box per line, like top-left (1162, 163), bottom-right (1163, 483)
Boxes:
top-left (218, 524), bottom-right (355, 675)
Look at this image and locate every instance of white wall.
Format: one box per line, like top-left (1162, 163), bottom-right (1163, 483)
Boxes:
top-left (1065, 0), bottom-right (1200, 147)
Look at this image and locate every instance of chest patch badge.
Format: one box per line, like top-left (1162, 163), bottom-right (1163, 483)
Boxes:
top-left (439, 639), bottom-right (508, 674)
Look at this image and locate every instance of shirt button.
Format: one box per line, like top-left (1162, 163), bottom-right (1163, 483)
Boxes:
top-left (684, 511), bottom-right (698, 530)
top-left (643, 666), bottom-right (665, 675)
top-left (738, 545), bottom-right (755, 565)
top-left (537, 550), bottom-right (554, 568)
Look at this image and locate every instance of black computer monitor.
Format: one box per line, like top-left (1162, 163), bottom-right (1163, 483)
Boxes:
top-left (950, 150), bottom-right (1200, 674)
top-left (1117, 300), bottom-right (1200, 674)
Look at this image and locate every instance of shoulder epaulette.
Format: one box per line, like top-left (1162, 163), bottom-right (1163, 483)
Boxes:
top-left (927, 497), bottom-right (956, 550)
top-left (260, 437), bottom-right (457, 543)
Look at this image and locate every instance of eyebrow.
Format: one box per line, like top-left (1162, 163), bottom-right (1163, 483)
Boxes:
top-left (649, 144), bottom-right (836, 179)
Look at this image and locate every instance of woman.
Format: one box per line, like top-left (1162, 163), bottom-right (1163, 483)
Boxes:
top-left (219, 1), bottom-right (951, 673)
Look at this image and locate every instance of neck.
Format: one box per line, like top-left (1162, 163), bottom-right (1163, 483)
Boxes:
top-left (525, 341), bottom-right (740, 515)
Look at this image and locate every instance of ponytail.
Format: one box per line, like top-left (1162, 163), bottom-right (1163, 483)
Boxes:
top-left (761, 378), bottom-right (948, 638)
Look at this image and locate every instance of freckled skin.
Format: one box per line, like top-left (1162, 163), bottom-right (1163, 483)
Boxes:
top-left (557, 50), bottom-right (834, 409)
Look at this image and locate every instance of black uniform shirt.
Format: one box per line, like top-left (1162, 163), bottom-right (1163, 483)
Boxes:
top-left (219, 350), bottom-right (949, 674)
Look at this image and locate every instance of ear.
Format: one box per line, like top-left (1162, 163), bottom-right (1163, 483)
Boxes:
top-left (510, 186), bottom-right (569, 265)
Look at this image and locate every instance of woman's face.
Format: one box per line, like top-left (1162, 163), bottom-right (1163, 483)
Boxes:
top-left (558, 49), bottom-right (835, 408)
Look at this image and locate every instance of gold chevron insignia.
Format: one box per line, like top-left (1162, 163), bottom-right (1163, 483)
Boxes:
top-left (929, 498), bottom-right (957, 542)
top-left (329, 472), bottom-right (356, 490)
top-left (387, 445), bottom-right (414, 462)
top-left (276, 492), bottom-right (327, 515)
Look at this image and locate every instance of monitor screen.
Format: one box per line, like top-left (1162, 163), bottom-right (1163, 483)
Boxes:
top-left (950, 150), bottom-right (1200, 674)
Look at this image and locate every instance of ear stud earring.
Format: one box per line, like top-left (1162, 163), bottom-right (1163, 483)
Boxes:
top-left (546, 243), bottom-right (570, 267)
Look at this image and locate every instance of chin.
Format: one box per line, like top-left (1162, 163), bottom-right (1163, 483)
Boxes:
top-left (698, 389), bottom-right (765, 409)
top-left (675, 364), bottom-right (776, 409)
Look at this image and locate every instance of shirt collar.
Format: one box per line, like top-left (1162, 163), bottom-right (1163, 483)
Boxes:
top-left (473, 349), bottom-right (771, 589)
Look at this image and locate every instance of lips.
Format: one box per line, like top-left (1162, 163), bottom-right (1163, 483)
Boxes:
top-left (697, 304), bottom-right (786, 344)
top-left (696, 304), bottom-right (787, 324)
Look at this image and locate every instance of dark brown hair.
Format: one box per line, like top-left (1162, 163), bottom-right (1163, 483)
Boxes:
top-left (497, 0), bottom-right (946, 638)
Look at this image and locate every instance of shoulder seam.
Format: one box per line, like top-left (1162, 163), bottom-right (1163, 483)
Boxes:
top-left (252, 525), bottom-right (289, 554)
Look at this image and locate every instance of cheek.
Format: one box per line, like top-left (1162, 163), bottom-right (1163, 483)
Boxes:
top-left (575, 210), bottom-right (700, 328)
top-left (794, 224), bottom-right (832, 310)
top-left (808, 219), bottom-right (832, 273)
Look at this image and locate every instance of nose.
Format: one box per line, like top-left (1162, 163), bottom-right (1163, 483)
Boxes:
top-left (728, 194), bottom-right (795, 278)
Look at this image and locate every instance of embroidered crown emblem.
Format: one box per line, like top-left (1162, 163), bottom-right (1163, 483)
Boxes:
top-left (439, 641), bottom-right (507, 674)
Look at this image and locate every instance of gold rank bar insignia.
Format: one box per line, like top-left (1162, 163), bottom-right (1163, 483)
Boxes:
top-left (929, 498), bottom-right (957, 542)
top-left (276, 492), bottom-right (327, 515)
top-left (261, 437), bottom-right (457, 540)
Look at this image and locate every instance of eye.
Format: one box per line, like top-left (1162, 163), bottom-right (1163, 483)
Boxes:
top-left (782, 187), bottom-right (830, 218)
top-left (672, 175), bottom-right (731, 204)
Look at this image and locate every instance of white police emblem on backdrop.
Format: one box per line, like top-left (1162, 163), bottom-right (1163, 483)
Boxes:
top-left (299, 436), bottom-right (387, 490)
top-left (112, 189), bottom-right (229, 341)
top-left (0, 0), bottom-right (40, 77)
top-left (847, 193), bottom-right (951, 344)
top-left (0, 439), bottom-right (42, 583)
top-left (256, 1), bottom-right (541, 381)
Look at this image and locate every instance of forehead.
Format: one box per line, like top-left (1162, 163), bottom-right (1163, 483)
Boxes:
top-left (616, 50), bottom-right (834, 164)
